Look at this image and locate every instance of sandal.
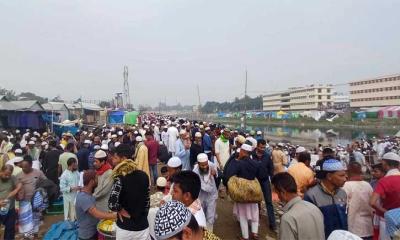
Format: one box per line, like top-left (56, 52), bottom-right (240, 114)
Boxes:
top-left (250, 233), bottom-right (259, 240)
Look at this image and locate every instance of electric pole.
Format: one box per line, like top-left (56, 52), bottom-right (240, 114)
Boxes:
top-left (244, 68), bottom-right (248, 130)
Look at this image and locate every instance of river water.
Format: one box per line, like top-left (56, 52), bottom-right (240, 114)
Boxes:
top-left (225, 123), bottom-right (399, 148)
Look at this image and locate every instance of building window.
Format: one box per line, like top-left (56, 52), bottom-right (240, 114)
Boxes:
top-left (318, 96), bottom-right (322, 100)
top-left (318, 89), bottom-right (322, 93)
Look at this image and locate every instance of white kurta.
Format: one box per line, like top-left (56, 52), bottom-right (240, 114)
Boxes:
top-left (167, 127), bottom-right (179, 153)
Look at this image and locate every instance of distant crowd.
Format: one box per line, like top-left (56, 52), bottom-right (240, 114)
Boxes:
top-left (0, 113), bottom-right (399, 240)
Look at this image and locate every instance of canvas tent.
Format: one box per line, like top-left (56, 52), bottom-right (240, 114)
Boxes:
top-left (378, 106), bottom-right (400, 119)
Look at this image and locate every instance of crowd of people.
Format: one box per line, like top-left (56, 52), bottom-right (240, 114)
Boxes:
top-left (0, 113), bottom-right (399, 240)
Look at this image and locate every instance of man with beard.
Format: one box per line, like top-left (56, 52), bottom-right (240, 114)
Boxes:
top-left (0, 165), bottom-right (22, 239)
top-left (192, 153), bottom-right (218, 232)
top-left (190, 132), bottom-right (203, 170)
top-left (93, 150), bottom-right (113, 212)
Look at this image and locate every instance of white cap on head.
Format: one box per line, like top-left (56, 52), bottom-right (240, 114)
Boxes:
top-left (59, 144), bottom-right (65, 150)
top-left (167, 157), bottom-right (182, 168)
top-left (382, 152), bottom-right (400, 162)
top-left (277, 143), bottom-right (284, 147)
top-left (205, 127), bottom-right (211, 131)
top-left (156, 177), bottom-right (167, 187)
top-left (136, 136), bottom-right (143, 142)
top-left (14, 149), bottom-right (23, 154)
top-left (134, 131), bottom-right (139, 134)
top-left (89, 133), bottom-right (93, 138)
top-left (111, 134), bottom-right (118, 138)
top-left (41, 141), bottom-right (48, 146)
top-left (95, 150), bottom-right (107, 159)
top-left (28, 141), bottom-right (35, 145)
top-left (118, 131), bottom-right (123, 136)
top-left (159, 141), bottom-right (164, 145)
top-left (31, 137), bottom-right (37, 141)
top-left (15, 129), bottom-right (20, 134)
top-left (241, 143), bottom-right (253, 152)
top-left (197, 153), bottom-right (208, 163)
top-left (93, 145), bottom-right (100, 150)
top-left (195, 132), bottom-right (202, 138)
top-left (13, 156), bottom-right (24, 163)
top-left (296, 146), bottom-right (306, 154)
top-left (84, 139), bottom-right (92, 145)
top-left (100, 144), bottom-right (109, 151)
top-left (256, 131), bottom-right (262, 135)
top-left (114, 142), bottom-right (121, 148)
top-left (179, 129), bottom-right (187, 135)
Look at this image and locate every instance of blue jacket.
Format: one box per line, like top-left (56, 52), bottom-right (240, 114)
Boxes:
top-left (202, 134), bottom-right (212, 152)
top-left (304, 183), bottom-right (348, 238)
top-left (251, 150), bottom-right (274, 179)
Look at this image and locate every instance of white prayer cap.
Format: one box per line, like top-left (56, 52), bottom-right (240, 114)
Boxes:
top-left (13, 156), bottom-right (23, 163)
top-left (26, 129), bottom-right (30, 132)
top-left (241, 143), bottom-right (253, 152)
top-left (84, 139), bottom-right (92, 145)
top-left (277, 142), bottom-right (284, 147)
top-left (101, 140), bottom-right (108, 145)
top-left (382, 152), bottom-right (400, 162)
top-left (197, 153), bottom-right (208, 163)
top-left (15, 129), bottom-right (20, 134)
top-left (151, 123), bottom-right (155, 127)
top-left (167, 157), bottom-right (182, 168)
top-left (31, 137), bottom-right (37, 141)
top-left (144, 125), bottom-right (150, 129)
top-left (327, 230), bottom-right (362, 240)
top-left (205, 127), bottom-right (211, 131)
top-left (114, 142), bottom-right (121, 148)
top-left (179, 130), bottom-right (187, 135)
top-left (156, 177), bottom-right (167, 187)
top-left (199, 125), bottom-right (204, 129)
top-left (89, 133), bottom-right (94, 138)
top-left (134, 131), bottom-right (139, 134)
top-left (14, 149), bottom-right (23, 154)
top-left (59, 144), bottom-right (65, 150)
top-left (111, 134), bottom-right (118, 138)
top-left (256, 131), bottom-right (262, 135)
top-left (136, 136), bottom-right (143, 142)
top-left (28, 141), bottom-right (35, 145)
top-left (95, 150), bottom-right (107, 159)
top-left (195, 132), bottom-right (202, 138)
top-left (100, 144), bottom-right (109, 151)
top-left (93, 145), bottom-right (100, 150)
top-left (41, 141), bottom-right (48, 146)
top-left (296, 146), bottom-right (306, 154)
top-left (117, 131), bottom-right (123, 136)
top-left (82, 131), bottom-right (88, 135)
top-left (236, 135), bottom-right (246, 144)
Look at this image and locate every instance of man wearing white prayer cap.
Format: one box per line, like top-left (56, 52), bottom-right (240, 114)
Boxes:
top-left (192, 153), bottom-right (218, 231)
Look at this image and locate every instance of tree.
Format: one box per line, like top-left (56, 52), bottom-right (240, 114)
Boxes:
top-left (99, 101), bottom-right (111, 108)
top-left (0, 87), bottom-right (17, 100)
top-left (18, 92), bottom-right (48, 104)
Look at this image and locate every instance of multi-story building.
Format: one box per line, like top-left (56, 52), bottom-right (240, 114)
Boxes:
top-left (349, 74), bottom-right (400, 108)
top-left (262, 85), bottom-right (333, 111)
top-left (332, 93), bottom-right (350, 109)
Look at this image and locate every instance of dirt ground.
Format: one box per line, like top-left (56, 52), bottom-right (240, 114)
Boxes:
top-left (1, 197), bottom-right (277, 240)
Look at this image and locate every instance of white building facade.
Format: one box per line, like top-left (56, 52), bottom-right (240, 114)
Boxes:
top-left (349, 74), bottom-right (400, 108)
top-left (263, 85), bottom-right (333, 111)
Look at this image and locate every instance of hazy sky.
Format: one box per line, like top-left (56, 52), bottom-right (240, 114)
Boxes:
top-left (1, 0), bottom-right (399, 107)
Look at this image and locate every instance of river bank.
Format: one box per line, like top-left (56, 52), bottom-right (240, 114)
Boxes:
top-left (210, 117), bottom-right (400, 131)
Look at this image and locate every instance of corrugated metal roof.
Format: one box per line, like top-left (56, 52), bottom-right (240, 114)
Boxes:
top-left (42, 102), bottom-right (68, 111)
top-left (65, 103), bottom-right (102, 111)
top-left (0, 100), bottom-right (44, 111)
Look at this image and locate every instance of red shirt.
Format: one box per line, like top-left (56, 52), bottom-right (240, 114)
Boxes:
top-left (145, 139), bottom-right (159, 165)
top-left (374, 175), bottom-right (400, 216)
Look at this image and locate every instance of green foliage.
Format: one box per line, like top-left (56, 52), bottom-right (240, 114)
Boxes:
top-left (201, 95), bottom-right (262, 113)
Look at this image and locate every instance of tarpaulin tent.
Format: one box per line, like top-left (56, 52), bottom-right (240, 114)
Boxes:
top-left (124, 111), bottom-right (139, 125)
top-left (352, 111), bottom-right (366, 120)
top-left (378, 106), bottom-right (400, 119)
top-left (108, 111), bottom-right (125, 124)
